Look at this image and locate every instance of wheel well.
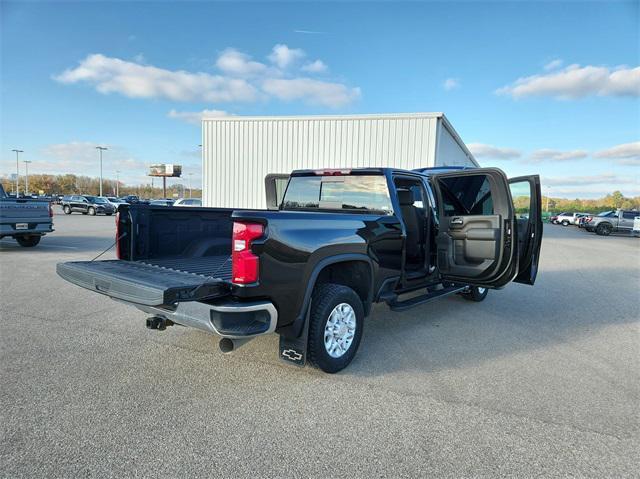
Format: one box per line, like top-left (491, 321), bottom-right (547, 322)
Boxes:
top-left (315, 260), bottom-right (372, 314)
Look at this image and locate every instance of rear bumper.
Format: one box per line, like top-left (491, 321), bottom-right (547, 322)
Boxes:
top-left (134, 299), bottom-right (278, 339)
top-left (0, 222), bottom-right (53, 237)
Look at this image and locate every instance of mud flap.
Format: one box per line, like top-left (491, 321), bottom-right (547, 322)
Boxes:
top-left (278, 307), bottom-right (310, 367)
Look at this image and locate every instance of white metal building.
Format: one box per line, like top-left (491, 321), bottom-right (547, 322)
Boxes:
top-left (202, 113), bottom-right (478, 209)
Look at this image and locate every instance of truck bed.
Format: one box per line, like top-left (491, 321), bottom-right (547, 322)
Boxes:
top-left (140, 255), bottom-right (232, 281)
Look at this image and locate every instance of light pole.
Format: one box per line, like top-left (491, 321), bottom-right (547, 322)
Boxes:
top-left (96, 146), bottom-right (108, 196)
top-left (188, 173), bottom-right (193, 198)
top-left (546, 186), bottom-right (550, 213)
top-left (23, 160), bottom-right (32, 196)
top-left (11, 149), bottom-right (23, 196)
top-left (116, 170), bottom-right (120, 197)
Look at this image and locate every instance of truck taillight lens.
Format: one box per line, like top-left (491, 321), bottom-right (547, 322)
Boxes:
top-left (115, 212), bottom-right (121, 259)
top-left (232, 221), bottom-right (264, 284)
top-left (48, 202), bottom-right (53, 217)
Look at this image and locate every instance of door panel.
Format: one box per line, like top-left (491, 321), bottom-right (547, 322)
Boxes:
top-left (509, 175), bottom-right (543, 285)
top-left (433, 168), bottom-right (517, 288)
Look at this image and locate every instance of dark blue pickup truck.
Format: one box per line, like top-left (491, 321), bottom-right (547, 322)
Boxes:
top-left (57, 167), bottom-right (542, 372)
top-left (0, 183), bottom-right (54, 247)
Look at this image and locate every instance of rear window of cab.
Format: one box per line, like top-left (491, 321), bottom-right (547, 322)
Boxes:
top-left (282, 174), bottom-right (393, 214)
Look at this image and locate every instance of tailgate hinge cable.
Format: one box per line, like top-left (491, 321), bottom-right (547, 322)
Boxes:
top-left (90, 232), bottom-right (128, 262)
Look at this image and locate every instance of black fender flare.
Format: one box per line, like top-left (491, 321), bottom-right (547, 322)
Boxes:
top-left (278, 253), bottom-right (374, 339)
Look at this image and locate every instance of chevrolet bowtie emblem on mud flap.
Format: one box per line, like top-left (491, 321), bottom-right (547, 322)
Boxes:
top-left (281, 348), bottom-right (303, 362)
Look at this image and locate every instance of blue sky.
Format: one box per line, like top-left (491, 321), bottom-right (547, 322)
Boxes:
top-left (1, 1), bottom-right (638, 198)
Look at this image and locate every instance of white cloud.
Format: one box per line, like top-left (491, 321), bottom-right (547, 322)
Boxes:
top-left (268, 44), bottom-right (305, 69)
top-left (167, 109), bottom-right (229, 125)
top-left (262, 78), bottom-right (361, 108)
top-left (543, 59), bottom-right (563, 71)
top-left (302, 60), bottom-right (328, 73)
top-left (443, 78), bottom-right (460, 91)
top-left (542, 173), bottom-right (636, 187)
top-left (594, 142), bottom-right (640, 166)
top-left (467, 143), bottom-right (521, 160)
top-left (215, 48), bottom-right (267, 76)
top-left (496, 64), bottom-right (640, 99)
top-left (293, 29), bottom-right (327, 35)
top-left (54, 53), bottom-right (258, 103)
top-left (56, 47), bottom-right (360, 109)
top-left (529, 149), bottom-right (588, 162)
top-left (542, 173), bottom-right (640, 198)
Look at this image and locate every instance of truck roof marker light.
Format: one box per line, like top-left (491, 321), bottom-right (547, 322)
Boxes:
top-left (313, 169), bottom-right (351, 176)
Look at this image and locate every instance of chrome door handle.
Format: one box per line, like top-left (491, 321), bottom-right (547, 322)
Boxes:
top-left (451, 218), bottom-right (464, 225)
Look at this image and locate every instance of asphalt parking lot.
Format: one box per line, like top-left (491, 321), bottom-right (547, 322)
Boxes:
top-left (1, 208), bottom-right (638, 478)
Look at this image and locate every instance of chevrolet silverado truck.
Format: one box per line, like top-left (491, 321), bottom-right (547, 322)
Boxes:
top-left (57, 167), bottom-right (542, 373)
top-left (0, 183), bottom-right (54, 247)
top-left (584, 209), bottom-right (639, 235)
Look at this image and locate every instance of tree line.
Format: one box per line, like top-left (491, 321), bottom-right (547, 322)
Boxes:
top-left (1, 173), bottom-right (202, 199)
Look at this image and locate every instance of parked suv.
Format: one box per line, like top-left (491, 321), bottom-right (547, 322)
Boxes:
top-left (61, 195), bottom-right (116, 216)
top-left (585, 209), bottom-right (639, 235)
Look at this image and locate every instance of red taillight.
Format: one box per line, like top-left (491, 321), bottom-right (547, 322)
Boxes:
top-left (586, 217), bottom-right (593, 223)
top-left (115, 212), bottom-right (121, 259)
top-left (232, 221), bottom-right (264, 284)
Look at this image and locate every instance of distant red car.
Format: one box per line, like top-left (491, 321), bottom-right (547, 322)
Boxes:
top-left (550, 215), bottom-right (559, 224)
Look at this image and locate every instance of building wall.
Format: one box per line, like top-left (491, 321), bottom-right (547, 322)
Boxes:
top-left (202, 114), bottom-right (475, 209)
top-left (435, 123), bottom-right (478, 167)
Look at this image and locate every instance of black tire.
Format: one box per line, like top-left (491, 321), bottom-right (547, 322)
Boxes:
top-left (105, 213), bottom-right (112, 216)
top-left (561, 220), bottom-right (570, 226)
top-left (462, 286), bottom-right (489, 302)
top-left (88, 207), bottom-right (96, 216)
top-left (308, 283), bottom-right (364, 374)
top-left (15, 235), bottom-right (41, 247)
top-left (63, 205), bottom-right (71, 214)
top-left (596, 223), bottom-right (612, 236)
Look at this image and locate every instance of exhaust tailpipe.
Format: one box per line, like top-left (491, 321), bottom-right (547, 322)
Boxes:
top-left (219, 337), bottom-right (253, 353)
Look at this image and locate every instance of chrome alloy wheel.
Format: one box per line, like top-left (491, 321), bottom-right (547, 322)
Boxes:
top-left (477, 287), bottom-right (486, 294)
top-left (324, 303), bottom-right (357, 358)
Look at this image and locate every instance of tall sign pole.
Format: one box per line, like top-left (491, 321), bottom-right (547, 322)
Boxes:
top-left (23, 160), bottom-right (32, 195)
top-left (11, 149), bottom-right (23, 196)
top-left (96, 146), bottom-right (108, 196)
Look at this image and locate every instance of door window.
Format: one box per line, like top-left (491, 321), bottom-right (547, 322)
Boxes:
top-left (439, 174), bottom-right (494, 215)
top-left (510, 181), bottom-right (532, 219)
top-left (622, 211), bottom-right (637, 219)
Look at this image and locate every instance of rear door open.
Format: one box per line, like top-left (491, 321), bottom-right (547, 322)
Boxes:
top-left (431, 168), bottom-right (518, 288)
top-left (508, 175), bottom-right (543, 285)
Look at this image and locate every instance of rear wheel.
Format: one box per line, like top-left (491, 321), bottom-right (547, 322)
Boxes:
top-left (63, 205), bottom-right (71, 214)
top-left (596, 223), bottom-right (612, 236)
top-left (308, 283), bottom-right (364, 373)
top-left (462, 286), bottom-right (488, 302)
top-left (15, 235), bottom-right (41, 247)
top-left (561, 220), bottom-right (570, 226)
top-left (88, 207), bottom-right (96, 216)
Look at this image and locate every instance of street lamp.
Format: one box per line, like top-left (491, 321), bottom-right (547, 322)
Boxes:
top-left (11, 149), bottom-right (23, 196)
top-left (96, 146), bottom-right (108, 196)
top-left (116, 170), bottom-right (120, 197)
top-left (188, 173), bottom-right (193, 198)
top-left (23, 160), bottom-right (32, 196)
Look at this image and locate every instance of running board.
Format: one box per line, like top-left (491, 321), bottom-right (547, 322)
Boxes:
top-left (387, 286), bottom-right (467, 311)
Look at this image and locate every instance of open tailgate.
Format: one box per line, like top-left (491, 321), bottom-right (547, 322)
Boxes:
top-left (56, 260), bottom-right (230, 306)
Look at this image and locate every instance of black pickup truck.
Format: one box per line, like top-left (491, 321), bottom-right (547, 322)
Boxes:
top-left (57, 167), bottom-right (542, 373)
